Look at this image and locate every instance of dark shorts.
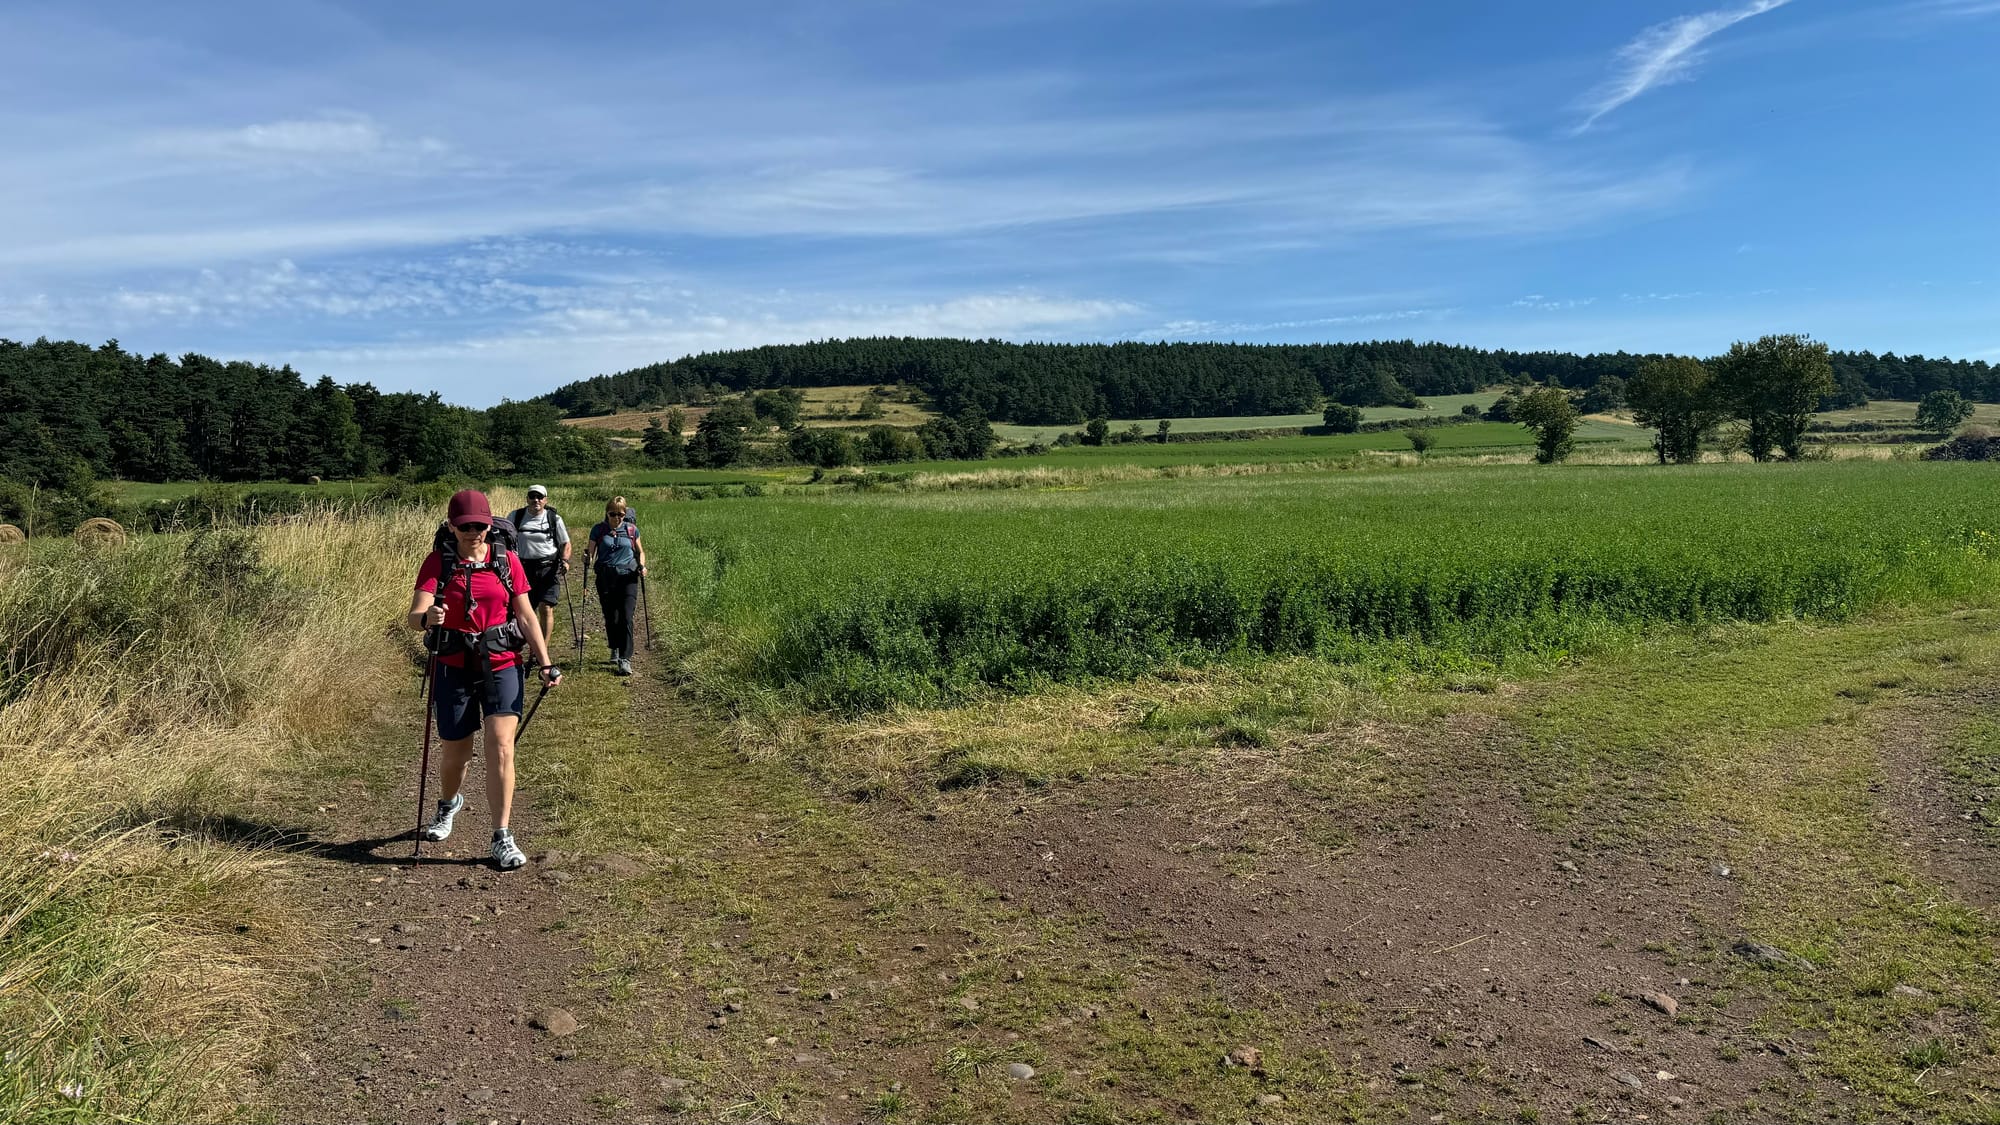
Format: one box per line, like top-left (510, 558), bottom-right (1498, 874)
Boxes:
top-left (522, 557), bottom-right (564, 608)
top-left (432, 661), bottom-right (525, 741)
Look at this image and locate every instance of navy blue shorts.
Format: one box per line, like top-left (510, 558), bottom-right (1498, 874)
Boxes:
top-left (431, 661), bottom-right (525, 741)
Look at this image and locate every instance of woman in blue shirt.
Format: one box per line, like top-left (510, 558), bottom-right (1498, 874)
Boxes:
top-left (585, 496), bottom-right (648, 675)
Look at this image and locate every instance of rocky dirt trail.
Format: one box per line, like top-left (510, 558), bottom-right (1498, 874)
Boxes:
top-left (917, 715), bottom-right (1798, 1119)
top-left (264, 737), bottom-right (646, 1123)
top-left (255, 648), bottom-right (2000, 1122)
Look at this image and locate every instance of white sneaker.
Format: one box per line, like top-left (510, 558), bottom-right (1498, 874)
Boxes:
top-left (420, 794), bottom-right (464, 841)
top-left (492, 832), bottom-right (527, 870)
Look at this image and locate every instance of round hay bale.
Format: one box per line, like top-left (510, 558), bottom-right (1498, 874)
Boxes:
top-left (307, 475), bottom-right (322, 485)
top-left (0, 524), bottom-right (23, 545)
top-left (72, 517), bottom-right (128, 551)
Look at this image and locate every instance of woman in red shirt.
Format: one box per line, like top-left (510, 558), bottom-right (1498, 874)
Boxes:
top-left (406, 489), bottom-right (561, 870)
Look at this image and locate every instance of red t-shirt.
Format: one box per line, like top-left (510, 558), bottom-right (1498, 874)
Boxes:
top-left (415, 548), bottom-right (531, 669)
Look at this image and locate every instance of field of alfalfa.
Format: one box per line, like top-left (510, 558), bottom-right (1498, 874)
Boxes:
top-left (655, 461), bottom-right (2000, 710)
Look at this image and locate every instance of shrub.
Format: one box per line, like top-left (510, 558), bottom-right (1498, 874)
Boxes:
top-left (1923, 426), bottom-right (1999, 461)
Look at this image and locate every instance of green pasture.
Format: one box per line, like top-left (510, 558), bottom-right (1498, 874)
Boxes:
top-left (898, 421), bottom-right (1552, 474)
top-left (653, 460), bottom-right (2000, 709)
top-left (1818, 399), bottom-right (2000, 428)
top-left (111, 467), bottom-right (782, 505)
top-left (989, 392), bottom-right (1504, 443)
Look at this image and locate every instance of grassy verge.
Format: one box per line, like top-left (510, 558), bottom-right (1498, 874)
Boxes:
top-left (0, 510), bottom-right (425, 1122)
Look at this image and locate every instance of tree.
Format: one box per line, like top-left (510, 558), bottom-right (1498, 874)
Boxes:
top-left (954, 408), bottom-right (997, 459)
top-left (641, 417), bottom-right (682, 467)
top-left (753, 388), bottom-right (803, 429)
top-left (1917, 389), bottom-right (1975, 434)
top-left (1322, 403), bottom-right (1362, 433)
top-left (691, 403), bottom-right (750, 467)
top-left (1715, 334), bottom-right (1834, 461)
top-left (1512, 386), bottom-right (1578, 464)
top-left (486, 400), bottom-right (566, 475)
top-left (1483, 395), bottom-right (1515, 424)
top-left (859, 425), bottom-right (922, 463)
top-left (1628, 357), bottom-right (1724, 464)
top-left (1155, 419), bottom-right (1172, 443)
top-left (1405, 427), bottom-right (1435, 455)
top-left (1578, 375), bottom-right (1626, 415)
top-left (1084, 417), bottom-right (1109, 446)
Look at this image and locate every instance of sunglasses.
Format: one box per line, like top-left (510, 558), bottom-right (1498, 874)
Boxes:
top-left (454, 522), bottom-right (489, 534)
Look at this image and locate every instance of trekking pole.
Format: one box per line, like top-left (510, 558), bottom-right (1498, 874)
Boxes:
top-left (517, 677), bottom-right (553, 740)
top-left (639, 573), bottom-right (656, 652)
top-left (412, 635), bottom-right (440, 859)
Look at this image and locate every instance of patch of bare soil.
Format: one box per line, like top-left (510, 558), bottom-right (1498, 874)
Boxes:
top-left (262, 760), bottom-right (653, 1124)
top-left (1870, 687), bottom-right (2000, 908)
top-left (919, 714), bottom-right (1798, 1119)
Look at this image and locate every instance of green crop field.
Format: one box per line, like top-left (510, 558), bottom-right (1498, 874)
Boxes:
top-left (654, 461), bottom-right (2000, 710)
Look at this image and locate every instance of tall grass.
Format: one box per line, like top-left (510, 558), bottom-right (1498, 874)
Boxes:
top-left (653, 462), bottom-right (2000, 710)
top-left (0, 508), bottom-right (427, 1123)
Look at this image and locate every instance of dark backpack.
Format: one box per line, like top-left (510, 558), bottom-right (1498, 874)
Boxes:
top-left (507, 506), bottom-right (563, 540)
top-left (426, 518), bottom-right (526, 660)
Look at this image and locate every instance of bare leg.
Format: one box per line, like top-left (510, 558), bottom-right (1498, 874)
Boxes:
top-left (483, 714), bottom-right (519, 831)
top-left (436, 736), bottom-right (476, 803)
top-left (537, 604), bottom-right (556, 646)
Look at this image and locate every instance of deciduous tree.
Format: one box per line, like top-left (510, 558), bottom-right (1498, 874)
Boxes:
top-left (1715, 334), bottom-right (1834, 461)
top-left (1628, 357), bottom-right (1724, 464)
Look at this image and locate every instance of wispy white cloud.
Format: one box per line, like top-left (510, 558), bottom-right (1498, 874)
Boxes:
top-left (1574, 0), bottom-right (1795, 132)
top-left (271, 291), bottom-right (1139, 404)
top-left (142, 113), bottom-right (455, 174)
top-left (1511, 295), bottom-right (1596, 311)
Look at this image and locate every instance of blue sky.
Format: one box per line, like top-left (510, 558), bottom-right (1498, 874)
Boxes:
top-left (2, 0), bottom-right (1995, 406)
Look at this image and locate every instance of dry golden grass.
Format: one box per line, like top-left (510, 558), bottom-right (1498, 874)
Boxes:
top-left (0, 508), bottom-right (426, 1122)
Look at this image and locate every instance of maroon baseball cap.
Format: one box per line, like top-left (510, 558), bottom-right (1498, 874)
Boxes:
top-left (447, 489), bottom-right (493, 528)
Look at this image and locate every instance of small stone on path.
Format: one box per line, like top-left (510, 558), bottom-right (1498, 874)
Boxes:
top-left (1893, 984), bottom-right (1928, 998)
top-left (468, 1087), bottom-right (496, 1104)
top-left (1007, 1063), bottom-right (1035, 1080)
top-left (529, 1008), bottom-right (580, 1036)
top-left (1227, 1045), bottom-right (1264, 1069)
top-left (1255, 1093), bottom-right (1285, 1106)
top-left (1732, 940), bottom-right (1803, 969)
top-left (1642, 991), bottom-right (1679, 1017)
top-left (392, 922), bottom-right (422, 935)
top-left (1612, 1070), bottom-right (1643, 1089)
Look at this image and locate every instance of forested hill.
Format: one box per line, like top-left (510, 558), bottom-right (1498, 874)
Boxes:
top-left (541, 337), bottom-right (1999, 425)
top-left (0, 337), bottom-right (590, 487)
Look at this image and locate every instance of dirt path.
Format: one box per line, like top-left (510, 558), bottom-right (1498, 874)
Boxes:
top-left (1870, 686), bottom-right (2000, 908)
top-left (256, 633), bottom-right (2000, 1122)
top-left (264, 672), bottom-right (650, 1124)
top-left (915, 713), bottom-right (1795, 1118)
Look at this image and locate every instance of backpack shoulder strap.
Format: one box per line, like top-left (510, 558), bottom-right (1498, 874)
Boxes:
top-left (509, 507), bottom-right (528, 528)
top-left (491, 545), bottom-right (517, 601)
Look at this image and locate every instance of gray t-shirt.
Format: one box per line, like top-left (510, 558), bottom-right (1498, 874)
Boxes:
top-left (511, 507), bottom-right (569, 561)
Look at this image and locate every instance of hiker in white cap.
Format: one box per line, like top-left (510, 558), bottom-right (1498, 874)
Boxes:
top-left (507, 485), bottom-right (571, 647)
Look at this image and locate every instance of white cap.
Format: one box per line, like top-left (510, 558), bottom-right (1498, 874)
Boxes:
top-left (526, 484), bottom-right (548, 497)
